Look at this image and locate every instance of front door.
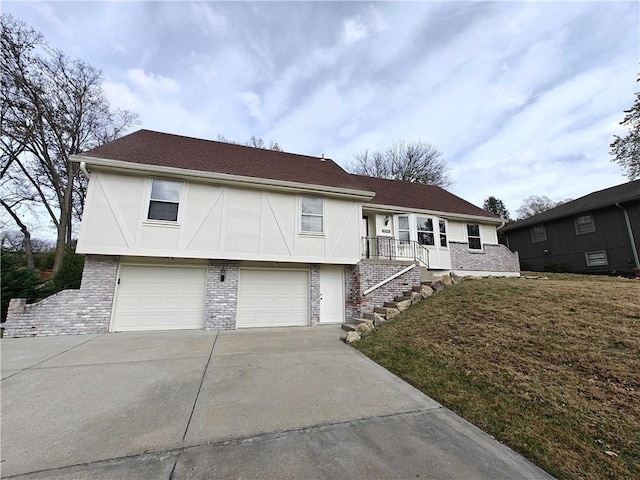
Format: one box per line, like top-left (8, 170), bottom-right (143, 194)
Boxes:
top-left (320, 265), bottom-right (345, 324)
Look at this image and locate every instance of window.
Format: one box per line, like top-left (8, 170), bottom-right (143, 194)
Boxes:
top-left (585, 250), bottom-right (608, 267)
top-left (467, 224), bottom-right (481, 250)
top-left (301, 196), bottom-right (323, 233)
top-left (398, 216), bottom-right (410, 242)
top-left (416, 217), bottom-right (435, 246)
top-left (575, 214), bottom-right (595, 235)
top-left (439, 220), bottom-right (448, 247)
top-left (530, 225), bottom-right (547, 242)
top-left (148, 179), bottom-right (182, 221)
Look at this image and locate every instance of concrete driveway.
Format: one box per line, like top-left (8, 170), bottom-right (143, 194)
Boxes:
top-left (1, 326), bottom-right (553, 479)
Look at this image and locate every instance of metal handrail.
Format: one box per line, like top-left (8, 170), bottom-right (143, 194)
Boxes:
top-left (363, 263), bottom-right (417, 296)
top-left (361, 236), bottom-right (429, 268)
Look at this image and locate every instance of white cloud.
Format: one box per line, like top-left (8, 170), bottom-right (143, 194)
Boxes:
top-left (126, 69), bottom-right (180, 94)
top-left (341, 5), bottom-right (387, 46)
top-left (237, 91), bottom-right (262, 118)
top-left (191, 3), bottom-right (228, 36)
top-left (342, 18), bottom-right (368, 45)
top-left (102, 80), bottom-right (142, 112)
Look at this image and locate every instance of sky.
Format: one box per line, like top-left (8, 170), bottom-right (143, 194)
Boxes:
top-left (3, 0), bottom-right (639, 234)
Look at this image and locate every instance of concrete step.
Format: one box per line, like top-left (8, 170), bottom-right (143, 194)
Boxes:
top-left (384, 302), bottom-right (398, 308)
top-left (341, 323), bottom-right (357, 332)
top-left (412, 285), bottom-right (423, 293)
top-left (353, 318), bottom-right (371, 325)
top-left (422, 281), bottom-right (433, 287)
top-left (363, 312), bottom-right (377, 320)
top-left (394, 295), bottom-right (411, 302)
top-left (403, 290), bottom-right (414, 297)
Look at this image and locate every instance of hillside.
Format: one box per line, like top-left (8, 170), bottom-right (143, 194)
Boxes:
top-left (355, 274), bottom-right (640, 479)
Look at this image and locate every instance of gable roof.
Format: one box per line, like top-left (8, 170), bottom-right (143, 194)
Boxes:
top-left (77, 129), bottom-right (370, 193)
top-left (352, 174), bottom-right (499, 220)
top-left (501, 179), bottom-right (640, 232)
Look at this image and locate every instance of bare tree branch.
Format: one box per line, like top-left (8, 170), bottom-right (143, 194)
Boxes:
top-left (347, 140), bottom-right (452, 188)
top-left (1, 13), bottom-right (139, 273)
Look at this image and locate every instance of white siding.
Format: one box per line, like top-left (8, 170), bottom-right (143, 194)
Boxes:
top-left (77, 170), bottom-right (362, 263)
top-left (447, 220), bottom-right (499, 245)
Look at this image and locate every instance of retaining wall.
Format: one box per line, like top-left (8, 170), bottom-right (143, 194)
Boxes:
top-left (4, 255), bottom-right (119, 337)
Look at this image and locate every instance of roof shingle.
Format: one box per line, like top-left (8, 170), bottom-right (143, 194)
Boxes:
top-left (501, 179), bottom-right (640, 231)
top-left (352, 174), bottom-right (498, 219)
top-left (80, 129), bottom-right (368, 192)
top-left (79, 129), bottom-right (499, 219)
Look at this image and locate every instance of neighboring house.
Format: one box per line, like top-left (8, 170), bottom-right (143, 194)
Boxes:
top-left (501, 179), bottom-right (640, 275)
top-left (5, 130), bottom-right (519, 336)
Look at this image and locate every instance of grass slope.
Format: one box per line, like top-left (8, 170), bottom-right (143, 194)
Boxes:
top-left (355, 274), bottom-right (640, 480)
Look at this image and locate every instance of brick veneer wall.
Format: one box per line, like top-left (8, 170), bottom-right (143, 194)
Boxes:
top-left (346, 260), bottom-right (422, 320)
top-left (4, 255), bottom-right (119, 337)
top-left (449, 241), bottom-right (520, 273)
top-left (310, 264), bottom-right (320, 326)
top-left (204, 260), bottom-right (239, 330)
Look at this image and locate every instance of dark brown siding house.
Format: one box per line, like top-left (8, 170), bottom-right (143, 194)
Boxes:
top-left (500, 179), bottom-right (640, 276)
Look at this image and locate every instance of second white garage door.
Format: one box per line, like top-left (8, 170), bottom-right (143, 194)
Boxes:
top-left (112, 264), bottom-right (207, 332)
top-left (237, 268), bottom-right (309, 328)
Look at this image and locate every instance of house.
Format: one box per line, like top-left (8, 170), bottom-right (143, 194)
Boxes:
top-left (501, 179), bottom-right (640, 275)
top-left (5, 130), bottom-right (519, 336)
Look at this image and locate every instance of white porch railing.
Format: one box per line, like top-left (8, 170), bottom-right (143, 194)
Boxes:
top-left (361, 237), bottom-right (429, 267)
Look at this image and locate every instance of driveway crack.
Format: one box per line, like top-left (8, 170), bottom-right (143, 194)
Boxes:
top-left (1, 335), bottom-right (103, 381)
top-left (169, 329), bottom-right (219, 479)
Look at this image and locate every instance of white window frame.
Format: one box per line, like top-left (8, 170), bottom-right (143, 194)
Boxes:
top-left (300, 196), bottom-right (324, 234)
top-left (416, 216), bottom-right (435, 246)
top-left (397, 215), bottom-right (410, 243)
top-left (575, 214), bottom-right (595, 235)
top-left (530, 224), bottom-right (547, 243)
top-left (147, 178), bottom-right (183, 223)
top-left (585, 250), bottom-right (608, 267)
top-left (439, 219), bottom-right (448, 248)
top-left (467, 224), bottom-right (482, 250)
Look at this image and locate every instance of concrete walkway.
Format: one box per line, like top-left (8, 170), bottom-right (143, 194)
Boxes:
top-left (1, 327), bottom-right (554, 479)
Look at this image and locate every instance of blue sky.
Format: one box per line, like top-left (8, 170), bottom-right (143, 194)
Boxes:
top-left (4, 0), bottom-right (639, 229)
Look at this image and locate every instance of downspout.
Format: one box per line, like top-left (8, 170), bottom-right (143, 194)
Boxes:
top-left (80, 161), bottom-right (90, 178)
top-left (616, 202), bottom-right (640, 270)
top-left (498, 220), bottom-right (509, 249)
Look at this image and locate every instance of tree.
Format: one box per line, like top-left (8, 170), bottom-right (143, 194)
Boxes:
top-left (610, 77), bottom-right (640, 180)
top-left (1, 247), bottom-right (39, 322)
top-left (217, 134), bottom-right (281, 151)
top-left (1, 14), bottom-right (138, 274)
top-left (483, 196), bottom-right (510, 220)
top-left (347, 140), bottom-right (452, 188)
top-left (516, 195), bottom-right (559, 220)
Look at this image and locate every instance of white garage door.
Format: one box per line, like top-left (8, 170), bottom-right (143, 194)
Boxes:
top-left (112, 264), bottom-right (207, 332)
top-left (237, 268), bottom-right (309, 328)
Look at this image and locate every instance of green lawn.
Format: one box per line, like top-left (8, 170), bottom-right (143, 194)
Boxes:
top-left (354, 273), bottom-right (640, 480)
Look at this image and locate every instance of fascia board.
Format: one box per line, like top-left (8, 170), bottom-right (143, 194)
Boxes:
top-left (72, 155), bottom-right (376, 201)
top-left (363, 202), bottom-right (502, 225)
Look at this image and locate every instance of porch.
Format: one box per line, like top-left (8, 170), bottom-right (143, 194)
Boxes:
top-left (361, 236), bottom-right (430, 267)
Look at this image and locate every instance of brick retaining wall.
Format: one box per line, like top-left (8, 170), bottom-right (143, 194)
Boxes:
top-left (4, 255), bottom-right (119, 337)
top-left (346, 260), bottom-right (422, 320)
top-left (449, 242), bottom-right (520, 273)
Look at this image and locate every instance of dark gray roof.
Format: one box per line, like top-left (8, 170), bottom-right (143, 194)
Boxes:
top-left (501, 179), bottom-right (640, 232)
